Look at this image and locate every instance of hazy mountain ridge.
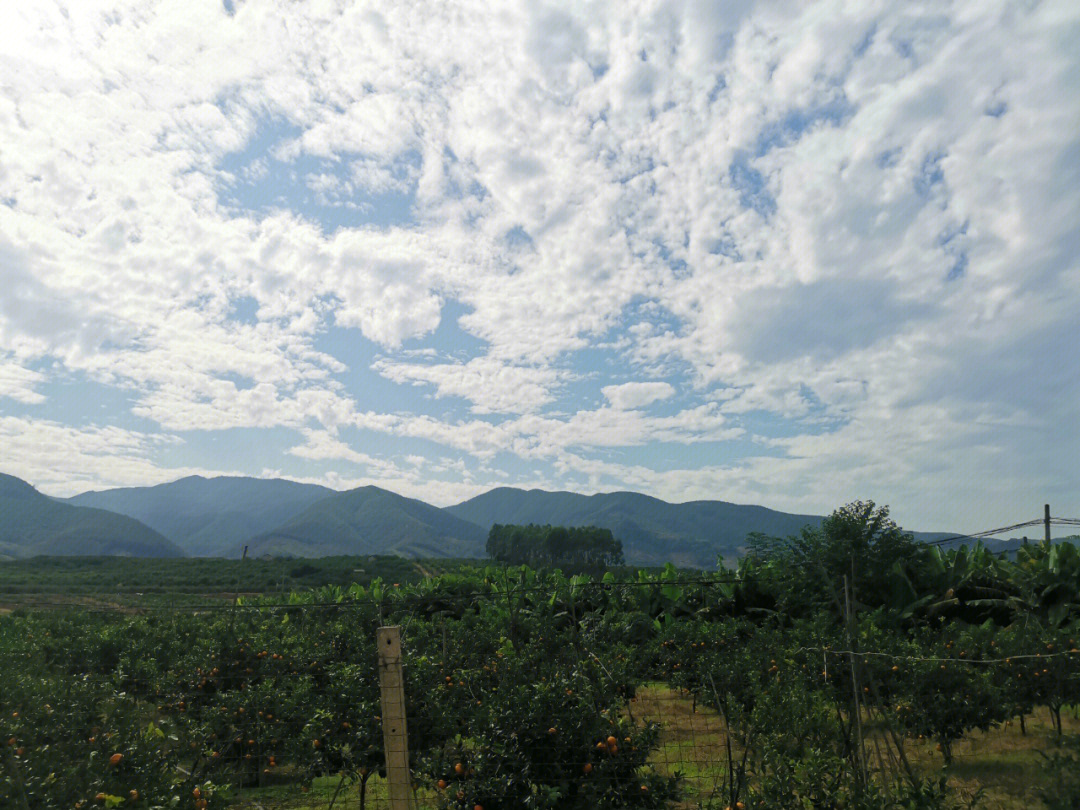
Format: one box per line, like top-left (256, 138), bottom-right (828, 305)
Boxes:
top-left (246, 485), bottom-right (487, 558)
top-left (66, 476), bottom-right (335, 556)
top-left (445, 487), bottom-right (831, 567)
top-left (0, 473), bottom-right (183, 559)
top-left (1, 473), bottom-right (967, 565)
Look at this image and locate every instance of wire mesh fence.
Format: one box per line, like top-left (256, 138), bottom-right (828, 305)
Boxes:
top-left (2, 574), bottom-right (1079, 810)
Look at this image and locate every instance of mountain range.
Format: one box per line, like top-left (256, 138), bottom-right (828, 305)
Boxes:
top-left (0, 472), bottom-right (958, 567)
top-left (446, 487), bottom-right (828, 567)
top-left (66, 476), bottom-right (334, 557)
top-left (0, 473), bottom-right (182, 560)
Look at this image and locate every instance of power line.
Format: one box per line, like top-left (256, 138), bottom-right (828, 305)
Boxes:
top-left (925, 519), bottom-right (1045, 547)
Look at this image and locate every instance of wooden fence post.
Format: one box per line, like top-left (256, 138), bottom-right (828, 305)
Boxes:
top-left (377, 626), bottom-right (412, 810)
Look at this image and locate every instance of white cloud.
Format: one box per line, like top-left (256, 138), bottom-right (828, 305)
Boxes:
top-left (372, 356), bottom-right (564, 414)
top-left (0, 0), bottom-right (1077, 527)
top-left (0, 359), bottom-right (46, 404)
top-left (0, 416), bottom-right (221, 497)
top-left (602, 381), bottom-right (675, 410)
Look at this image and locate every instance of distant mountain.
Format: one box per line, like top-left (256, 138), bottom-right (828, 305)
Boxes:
top-left (247, 485), bottom-right (487, 558)
top-left (445, 487), bottom-right (831, 568)
top-left (0, 473), bottom-right (182, 559)
top-left (66, 476), bottom-right (335, 556)
top-left (446, 488), bottom-right (956, 567)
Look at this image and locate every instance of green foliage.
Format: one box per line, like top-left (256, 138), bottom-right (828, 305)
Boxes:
top-left (3, 498), bottom-right (1080, 809)
top-left (744, 500), bottom-right (926, 618)
top-left (486, 524), bottom-right (624, 573)
top-left (1038, 733), bottom-right (1080, 810)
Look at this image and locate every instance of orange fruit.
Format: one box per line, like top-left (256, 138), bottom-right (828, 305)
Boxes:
top-left (548, 727), bottom-right (557, 735)
top-left (583, 763), bottom-right (593, 774)
top-left (109, 753), bottom-right (124, 766)
top-left (129, 790), bottom-right (138, 801)
top-left (606, 736), bottom-right (617, 747)
top-left (454, 762), bottom-right (464, 774)
top-left (437, 780), bottom-right (447, 790)
top-left (192, 787), bottom-right (201, 799)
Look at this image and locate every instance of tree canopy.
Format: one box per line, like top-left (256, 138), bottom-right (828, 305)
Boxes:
top-left (486, 523), bottom-right (624, 573)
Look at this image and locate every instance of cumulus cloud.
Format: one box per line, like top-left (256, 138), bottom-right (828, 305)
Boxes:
top-left (0, 359), bottom-right (46, 404)
top-left (602, 381), bottom-right (675, 410)
top-left (372, 356), bottom-right (564, 414)
top-left (0, 416), bottom-right (226, 497)
top-left (0, 0), bottom-right (1077, 527)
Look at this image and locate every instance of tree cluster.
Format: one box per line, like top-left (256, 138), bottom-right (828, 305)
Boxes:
top-left (485, 523), bottom-right (624, 573)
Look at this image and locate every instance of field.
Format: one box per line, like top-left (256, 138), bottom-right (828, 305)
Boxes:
top-left (0, 555), bottom-right (473, 610)
top-left (2, 506), bottom-right (1079, 810)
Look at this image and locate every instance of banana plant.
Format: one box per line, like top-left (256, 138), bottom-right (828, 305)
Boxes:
top-left (1012, 542), bottom-right (1080, 628)
top-left (887, 543), bottom-right (1018, 623)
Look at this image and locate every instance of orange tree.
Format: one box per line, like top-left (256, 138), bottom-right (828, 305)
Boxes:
top-left (400, 594), bottom-right (678, 809)
top-left (887, 621), bottom-right (1006, 764)
top-left (0, 610), bottom-right (229, 810)
top-left (154, 601), bottom-right (387, 801)
top-left (993, 621), bottom-right (1080, 737)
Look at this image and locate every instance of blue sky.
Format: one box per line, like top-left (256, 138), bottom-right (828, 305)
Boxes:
top-left (1, 0), bottom-right (1078, 532)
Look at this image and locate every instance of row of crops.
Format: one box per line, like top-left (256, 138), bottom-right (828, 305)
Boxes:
top-left (2, 502), bottom-right (1080, 809)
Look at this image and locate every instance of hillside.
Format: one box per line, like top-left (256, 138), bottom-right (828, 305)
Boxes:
top-left (445, 487), bottom-right (831, 567)
top-left (247, 485), bottom-right (487, 558)
top-left (0, 473), bottom-right (183, 559)
top-left (66, 476), bottom-right (335, 556)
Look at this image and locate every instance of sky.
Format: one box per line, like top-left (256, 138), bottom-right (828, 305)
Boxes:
top-left (1, 0), bottom-right (1078, 532)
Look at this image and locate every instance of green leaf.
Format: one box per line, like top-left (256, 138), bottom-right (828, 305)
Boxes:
top-left (144, 720), bottom-right (165, 741)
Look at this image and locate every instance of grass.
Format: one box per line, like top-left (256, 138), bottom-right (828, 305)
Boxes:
top-left (902, 708), bottom-right (1079, 809)
top-left (626, 684), bottom-right (1078, 810)
top-left (630, 684), bottom-right (728, 806)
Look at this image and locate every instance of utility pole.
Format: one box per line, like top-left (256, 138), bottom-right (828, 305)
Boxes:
top-left (1044, 504), bottom-right (1051, 549)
